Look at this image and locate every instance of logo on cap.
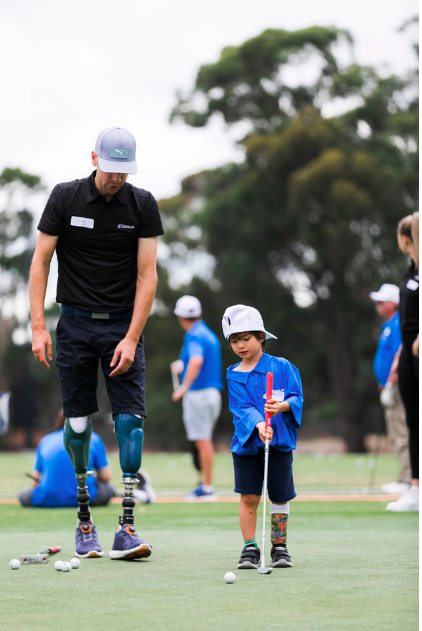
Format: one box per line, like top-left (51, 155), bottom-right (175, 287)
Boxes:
top-left (110, 147), bottom-right (129, 159)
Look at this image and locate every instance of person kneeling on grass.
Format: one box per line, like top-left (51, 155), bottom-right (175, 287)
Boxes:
top-left (222, 305), bottom-right (303, 569)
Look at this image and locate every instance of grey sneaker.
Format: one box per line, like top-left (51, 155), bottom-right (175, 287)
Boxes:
top-left (271, 545), bottom-right (292, 568)
top-left (237, 545), bottom-right (261, 569)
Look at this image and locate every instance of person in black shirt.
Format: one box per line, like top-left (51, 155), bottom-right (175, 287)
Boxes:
top-left (29, 127), bottom-right (164, 558)
top-left (387, 212), bottom-right (419, 512)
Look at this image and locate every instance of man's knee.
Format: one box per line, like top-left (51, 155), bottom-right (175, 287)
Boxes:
top-left (115, 414), bottom-right (144, 476)
top-left (64, 416), bottom-right (92, 474)
top-left (19, 487), bottom-right (34, 507)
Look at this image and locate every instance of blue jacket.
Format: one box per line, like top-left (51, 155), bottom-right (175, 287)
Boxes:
top-left (373, 312), bottom-right (402, 386)
top-left (227, 353), bottom-right (303, 455)
top-left (180, 320), bottom-right (224, 391)
top-left (31, 429), bottom-right (109, 508)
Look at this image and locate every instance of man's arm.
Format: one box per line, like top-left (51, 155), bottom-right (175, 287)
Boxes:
top-left (31, 471), bottom-right (41, 487)
top-left (171, 356), bottom-right (204, 402)
top-left (110, 237), bottom-right (159, 377)
top-left (96, 465), bottom-right (112, 483)
top-left (29, 233), bottom-right (59, 369)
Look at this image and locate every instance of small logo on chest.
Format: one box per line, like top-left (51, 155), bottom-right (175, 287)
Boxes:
top-left (117, 223), bottom-right (135, 230)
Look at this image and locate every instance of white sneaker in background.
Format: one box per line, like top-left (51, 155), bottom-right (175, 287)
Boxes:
top-left (386, 486), bottom-right (419, 512)
top-left (381, 481), bottom-right (411, 495)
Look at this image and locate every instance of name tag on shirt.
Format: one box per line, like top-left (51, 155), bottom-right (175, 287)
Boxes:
top-left (263, 389), bottom-right (285, 402)
top-left (71, 216), bottom-right (94, 229)
top-left (406, 279), bottom-right (419, 291)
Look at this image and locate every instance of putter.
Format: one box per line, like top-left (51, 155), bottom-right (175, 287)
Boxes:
top-left (258, 372), bottom-right (273, 575)
top-left (21, 546), bottom-right (61, 564)
top-left (21, 555), bottom-right (48, 564)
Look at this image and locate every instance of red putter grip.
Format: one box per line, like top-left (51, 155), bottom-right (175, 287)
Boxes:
top-left (265, 372), bottom-right (273, 430)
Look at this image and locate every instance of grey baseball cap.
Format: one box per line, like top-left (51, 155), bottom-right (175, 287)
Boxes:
top-left (95, 127), bottom-right (137, 174)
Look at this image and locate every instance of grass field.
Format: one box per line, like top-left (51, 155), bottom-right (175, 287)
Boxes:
top-left (0, 452), bottom-right (418, 631)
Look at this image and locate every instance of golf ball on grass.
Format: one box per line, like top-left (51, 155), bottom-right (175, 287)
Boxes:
top-left (54, 561), bottom-right (65, 571)
top-left (62, 562), bottom-right (72, 572)
top-left (70, 558), bottom-right (80, 569)
top-left (224, 572), bottom-right (236, 584)
top-left (10, 559), bottom-right (20, 570)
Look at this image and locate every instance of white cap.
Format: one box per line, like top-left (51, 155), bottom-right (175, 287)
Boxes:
top-left (222, 305), bottom-right (277, 340)
top-left (369, 283), bottom-right (400, 304)
top-left (174, 295), bottom-right (202, 318)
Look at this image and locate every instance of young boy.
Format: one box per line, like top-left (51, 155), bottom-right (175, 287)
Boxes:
top-left (222, 304), bottom-right (303, 569)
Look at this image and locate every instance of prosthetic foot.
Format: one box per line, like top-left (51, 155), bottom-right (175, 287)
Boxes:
top-left (110, 414), bottom-right (152, 560)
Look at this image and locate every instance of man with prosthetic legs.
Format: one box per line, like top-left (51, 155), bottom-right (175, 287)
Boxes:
top-left (29, 126), bottom-right (164, 561)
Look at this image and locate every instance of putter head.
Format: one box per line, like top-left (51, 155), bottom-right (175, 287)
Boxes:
top-left (258, 566), bottom-right (273, 574)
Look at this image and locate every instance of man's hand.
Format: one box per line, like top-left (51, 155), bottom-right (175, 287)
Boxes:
top-left (110, 338), bottom-right (137, 377)
top-left (256, 421), bottom-right (273, 443)
top-left (412, 336), bottom-right (419, 358)
top-left (32, 327), bottom-right (53, 369)
top-left (171, 387), bottom-right (185, 402)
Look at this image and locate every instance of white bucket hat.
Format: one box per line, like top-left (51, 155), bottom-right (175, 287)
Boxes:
top-left (222, 305), bottom-right (277, 340)
top-left (369, 283), bottom-right (400, 304)
top-left (174, 295), bottom-right (202, 318)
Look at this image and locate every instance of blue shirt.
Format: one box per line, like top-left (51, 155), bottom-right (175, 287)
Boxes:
top-left (180, 320), bottom-right (224, 391)
top-left (31, 429), bottom-right (109, 508)
top-left (373, 312), bottom-right (402, 386)
top-left (227, 353), bottom-right (303, 456)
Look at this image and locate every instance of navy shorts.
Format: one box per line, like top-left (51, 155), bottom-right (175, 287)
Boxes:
top-left (55, 314), bottom-right (146, 418)
top-left (232, 448), bottom-right (296, 503)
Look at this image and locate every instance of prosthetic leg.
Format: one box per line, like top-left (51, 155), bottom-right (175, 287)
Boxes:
top-left (110, 413), bottom-right (152, 560)
top-left (64, 417), bottom-right (92, 522)
top-left (64, 416), bottom-right (103, 557)
top-left (114, 413), bottom-right (144, 526)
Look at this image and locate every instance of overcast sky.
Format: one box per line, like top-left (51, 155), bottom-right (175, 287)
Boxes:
top-left (1, 0), bottom-right (418, 209)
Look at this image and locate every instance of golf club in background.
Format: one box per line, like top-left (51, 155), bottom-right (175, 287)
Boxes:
top-left (258, 371), bottom-right (273, 575)
top-left (170, 360), bottom-right (184, 391)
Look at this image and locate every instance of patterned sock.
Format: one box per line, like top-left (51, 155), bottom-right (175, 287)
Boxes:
top-left (271, 513), bottom-right (288, 546)
top-left (244, 539), bottom-right (258, 548)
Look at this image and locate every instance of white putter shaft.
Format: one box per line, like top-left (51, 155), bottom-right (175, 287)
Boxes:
top-left (258, 372), bottom-right (273, 575)
top-left (170, 360), bottom-right (184, 391)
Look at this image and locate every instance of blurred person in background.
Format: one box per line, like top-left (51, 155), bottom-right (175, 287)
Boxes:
top-left (19, 409), bottom-right (115, 508)
top-left (370, 284), bottom-right (411, 494)
top-left (172, 295), bottom-right (224, 500)
top-left (387, 212), bottom-right (419, 512)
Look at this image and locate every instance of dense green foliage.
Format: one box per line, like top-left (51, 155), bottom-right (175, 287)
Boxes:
top-left (162, 24), bottom-right (418, 450)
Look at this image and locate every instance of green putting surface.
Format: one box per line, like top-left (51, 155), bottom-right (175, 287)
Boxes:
top-left (0, 452), bottom-right (418, 630)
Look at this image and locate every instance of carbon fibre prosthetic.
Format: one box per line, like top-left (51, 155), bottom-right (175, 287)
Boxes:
top-left (115, 414), bottom-right (144, 525)
top-left (64, 416), bottom-right (92, 523)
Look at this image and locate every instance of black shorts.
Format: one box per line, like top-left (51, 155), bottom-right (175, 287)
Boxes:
top-left (232, 448), bottom-right (296, 503)
top-left (55, 314), bottom-right (146, 418)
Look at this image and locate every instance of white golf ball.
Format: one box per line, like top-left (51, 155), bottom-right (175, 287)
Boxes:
top-left (10, 559), bottom-right (20, 570)
top-left (224, 571), bottom-right (236, 584)
top-left (62, 562), bottom-right (71, 572)
top-left (70, 558), bottom-right (80, 569)
top-left (54, 561), bottom-right (65, 571)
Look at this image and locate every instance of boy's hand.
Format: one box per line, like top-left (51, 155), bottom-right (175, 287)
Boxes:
top-left (264, 398), bottom-right (283, 416)
top-left (256, 421), bottom-right (273, 443)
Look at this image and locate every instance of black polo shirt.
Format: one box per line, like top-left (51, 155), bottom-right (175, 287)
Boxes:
top-left (38, 171), bottom-right (164, 312)
top-left (399, 260), bottom-right (419, 346)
